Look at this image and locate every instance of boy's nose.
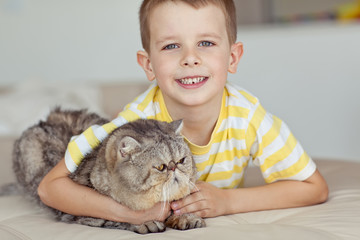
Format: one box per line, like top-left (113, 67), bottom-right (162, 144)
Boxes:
top-left (181, 49), bottom-right (201, 67)
top-left (183, 59), bottom-right (200, 67)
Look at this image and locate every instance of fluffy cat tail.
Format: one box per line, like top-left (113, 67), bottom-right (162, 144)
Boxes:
top-left (0, 182), bottom-right (23, 196)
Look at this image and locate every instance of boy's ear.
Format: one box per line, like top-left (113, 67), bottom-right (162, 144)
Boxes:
top-left (228, 42), bottom-right (244, 74)
top-left (137, 50), bottom-right (156, 81)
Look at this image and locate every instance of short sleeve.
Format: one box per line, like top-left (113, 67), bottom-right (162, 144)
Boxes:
top-left (246, 103), bottom-right (316, 183)
top-left (64, 110), bottom-right (142, 173)
top-left (64, 83), bottom-right (158, 172)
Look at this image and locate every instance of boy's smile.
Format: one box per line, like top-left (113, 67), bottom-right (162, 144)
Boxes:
top-left (137, 1), bottom-right (242, 115)
top-left (176, 76), bottom-right (208, 89)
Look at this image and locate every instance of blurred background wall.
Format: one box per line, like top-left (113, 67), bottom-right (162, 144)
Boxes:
top-left (0, 0), bottom-right (359, 162)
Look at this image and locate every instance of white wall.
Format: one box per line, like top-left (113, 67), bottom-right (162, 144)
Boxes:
top-left (0, 1), bottom-right (359, 162)
top-left (0, 0), bottom-right (145, 84)
top-left (231, 23), bottom-right (360, 162)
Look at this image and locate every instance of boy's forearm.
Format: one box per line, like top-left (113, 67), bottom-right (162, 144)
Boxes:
top-left (38, 159), bottom-right (141, 224)
top-left (225, 170), bottom-right (328, 214)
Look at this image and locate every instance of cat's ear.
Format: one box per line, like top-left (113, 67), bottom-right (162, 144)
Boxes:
top-left (118, 136), bottom-right (141, 159)
top-left (170, 119), bottom-right (183, 135)
top-left (105, 135), bottom-right (141, 171)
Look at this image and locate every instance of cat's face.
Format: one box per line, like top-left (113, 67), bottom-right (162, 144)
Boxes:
top-left (104, 120), bottom-right (196, 210)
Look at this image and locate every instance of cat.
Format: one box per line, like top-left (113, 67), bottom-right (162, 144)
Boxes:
top-left (12, 107), bottom-right (205, 234)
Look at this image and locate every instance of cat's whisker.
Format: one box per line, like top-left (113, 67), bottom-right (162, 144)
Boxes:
top-left (188, 180), bottom-right (199, 193)
top-left (158, 184), bottom-right (170, 221)
top-left (167, 184), bottom-right (170, 203)
top-left (188, 179), bottom-right (205, 200)
top-left (188, 180), bottom-right (207, 203)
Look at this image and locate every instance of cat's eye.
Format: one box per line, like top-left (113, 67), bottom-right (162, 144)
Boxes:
top-left (155, 164), bottom-right (167, 172)
top-left (177, 157), bottom-right (186, 164)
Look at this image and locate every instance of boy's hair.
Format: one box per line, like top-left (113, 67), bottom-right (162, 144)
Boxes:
top-left (139, 0), bottom-right (237, 53)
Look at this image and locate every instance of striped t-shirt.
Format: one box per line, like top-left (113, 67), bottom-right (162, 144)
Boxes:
top-left (64, 82), bottom-right (316, 188)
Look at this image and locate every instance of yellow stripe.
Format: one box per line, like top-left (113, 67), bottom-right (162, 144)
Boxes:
top-left (245, 104), bottom-right (266, 155)
top-left (68, 141), bottom-right (84, 166)
top-left (213, 128), bottom-right (246, 143)
top-left (200, 162), bottom-right (247, 182)
top-left (264, 152), bottom-right (310, 183)
top-left (118, 109), bottom-right (141, 122)
top-left (228, 177), bottom-right (244, 189)
top-left (196, 156), bottom-right (215, 173)
top-left (198, 173), bottom-right (209, 182)
top-left (122, 85), bottom-right (158, 113)
top-left (227, 105), bottom-right (250, 118)
top-left (83, 127), bottom-right (100, 149)
top-left (148, 115), bottom-right (157, 120)
top-left (228, 91), bottom-right (237, 98)
top-left (196, 148), bottom-right (244, 172)
top-left (260, 132), bottom-right (298, 172)
top-left (102, 122), bottom-right (118, 134)
top-left (155, 91), bottom-right (173, 122)
top-left (239, 90), bottom-right (258, 105)
top-left (254, 115), bottom-right (283, 158)
top-left (186, 140), bottom-right (212, 155)
top-left (137, 85), bottom-right (158, 112)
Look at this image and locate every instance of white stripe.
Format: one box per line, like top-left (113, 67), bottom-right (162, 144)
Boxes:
top-left (64, 149), bottom-right (78, 173)
top-left (125, 83), bottom-right (156, 110)
top-left (197, 156), bottom-right (248, 179)
top-left (92, 125), bottom-right (109, 142)
top-left (217, 116), bottom-right (247, 133)
top-left (208, 171), bottom-right (245, 188)
top-left (287, 159), bottom-right (316, 181)
top-left (120, 83), bottom-right (156, 117)
top-left (130, 107), bottom-right (148, 119)
top-left (256, 112), bottom-right (275, 145)
top-left (210, 156), bottom-right (248, 173)
top-left (246, 107), bottom-right (274, 163)
top-left (136, 83), bottom-right (157, 104)
top-left (111, 116), bottom-right (128, 127)
top-left (70, 135), bottom-right (78, 141)
top-left (193, 139), bottom-right (247, 166)
top-left (261, 142), bottom-right (305, 179)
top-left (226, 83), bottom-right (258, 106)
top-left (208, 139), bottom-right (246, 156)
top-left (74, 134), bottom-right (93, 157)
top-left (227, 96), bottom-right (252, 109)
top-left (226, 83), bottom-right (246, 99)
top-left (255, 121), bottom-right (291, 166)
top-left (247, 102), bottom-right (260, 125)
top-left (149, 101), bottom-right (161, 117)
top-left (193, 153), bottom-right (210, 165)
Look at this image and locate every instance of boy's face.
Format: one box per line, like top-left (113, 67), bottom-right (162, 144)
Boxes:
top-left (138, 2), bottom-right (242, 109)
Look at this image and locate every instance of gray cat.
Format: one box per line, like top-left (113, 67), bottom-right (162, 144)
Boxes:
top-left (12, 107), bottom-right (205, 234)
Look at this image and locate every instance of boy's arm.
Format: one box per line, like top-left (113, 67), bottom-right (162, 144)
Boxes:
top-left (38, 158), bottom-right (171, 225)
top-left (171, 169), bottom-right (328, 218)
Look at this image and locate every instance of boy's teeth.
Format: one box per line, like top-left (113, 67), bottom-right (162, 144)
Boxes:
top-left (179, 77), bottom-right (205, 85)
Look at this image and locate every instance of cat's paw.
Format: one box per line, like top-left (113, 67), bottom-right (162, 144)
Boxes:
top-left (132, 220), bottom-right (166, 234)
top-left (165, 213), bottom-right (206, 230)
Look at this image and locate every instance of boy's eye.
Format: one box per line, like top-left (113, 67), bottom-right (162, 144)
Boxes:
top-left (163, 44), bottom-right (179, 50)
top-left (199, 41), bottom-right (214, 47)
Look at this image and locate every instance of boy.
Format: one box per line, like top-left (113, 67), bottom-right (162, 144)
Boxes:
top-left (38, 0), bottom-right (328, 224)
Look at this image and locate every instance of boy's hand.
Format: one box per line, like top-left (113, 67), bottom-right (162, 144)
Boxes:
top-left (134, 202), bottom-right (171, 224)
top-left (170, 181), bottom-right (228, 218)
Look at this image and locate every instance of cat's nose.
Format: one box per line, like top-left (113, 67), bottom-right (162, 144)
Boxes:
top-left (168, 161), bottom-right (176, 171)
